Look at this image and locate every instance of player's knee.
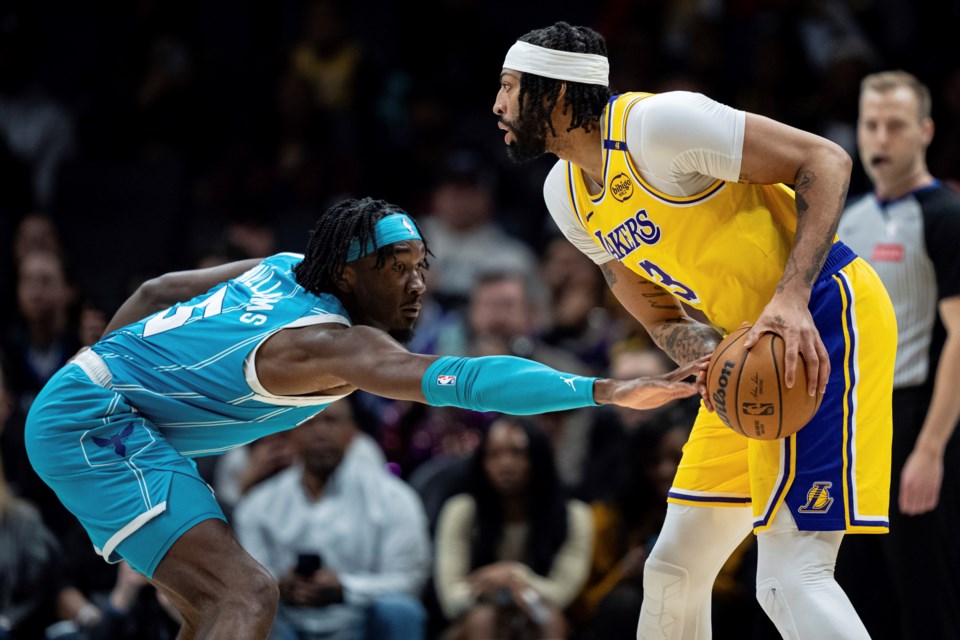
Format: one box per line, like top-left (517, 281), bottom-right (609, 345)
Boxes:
top-left (238, 564), bottom-right (279, 617)
top-left (755, 577), bottom-right (800, 639)
top-left (638, 556), bottom-right (689, 633)
top-left (193, 561), bottom-right (277, 620)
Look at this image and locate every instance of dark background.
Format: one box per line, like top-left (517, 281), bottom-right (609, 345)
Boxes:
top-left (1, 0), bottom-right (959, 318)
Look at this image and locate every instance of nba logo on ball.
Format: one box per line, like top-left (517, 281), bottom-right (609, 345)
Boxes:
top-left (705, 326), bottom-right (823, 440)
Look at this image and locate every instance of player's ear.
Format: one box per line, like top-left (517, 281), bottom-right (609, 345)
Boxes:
top-left (921, 116), bottom-right (934, 147)
top-left (334, 265), bottom-right (355, 293)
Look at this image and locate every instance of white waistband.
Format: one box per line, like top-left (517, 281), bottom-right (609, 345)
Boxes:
top-left (72, 349), bottom-right (113, 388)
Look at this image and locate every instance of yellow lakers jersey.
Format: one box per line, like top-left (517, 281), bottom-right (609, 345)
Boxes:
top-left (564, 92), bottom-right (801, 333)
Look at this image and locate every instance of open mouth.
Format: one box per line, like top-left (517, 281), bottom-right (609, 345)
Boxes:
top-left (498, 121), bottom-right (516, 143)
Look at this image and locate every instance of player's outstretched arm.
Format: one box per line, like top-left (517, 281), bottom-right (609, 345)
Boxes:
top-left (259, 324), bottom-right (700, 414)
top-left (102, 258), bottom-right (263, 336)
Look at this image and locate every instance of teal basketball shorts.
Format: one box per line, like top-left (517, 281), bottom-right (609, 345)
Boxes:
top-left (25, 362), bottom-right (226, 578)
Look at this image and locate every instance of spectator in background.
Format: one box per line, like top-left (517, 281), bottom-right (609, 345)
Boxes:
top-left (215, 406), bottom-right (385, 518)
top-left (47, 521), bottom-right (125, 640)
top-left (213, 432), bottom-right (298, 518)
top-left (438, 271), bottom-right (585, 376)
top-left (539, 235), bottom-right (623, 376)
top-left (12, 212), bottom-right (61, 266)
top-left (420, 149), bottom-right (542, 310)
top-left (46, 561), bottom-right (182, 640)
top-left (569, 423), bottom-right (688, 639)
top-left (0, 212), bottom-right (63, 334)
top-left (434, 415), bottom-right (593, 640)
top-left (0, 354), bottom-right (60, 639)
top-left (4, 250), bottom-right (78, 412)
top-left (0, 8), bottom-right (76, 210)
top-left (2, 249), bottom-right (81, 533)
top-left (289, 0), bottom-right (367, 114)
top-left (434, 270), bottom-right (593, 490)
top-left (837, 69), bottom-right (960, 640)
top-left (234, 397), bottom-right (430, 640)
top-left (574, 342), bottom-right (699, 505)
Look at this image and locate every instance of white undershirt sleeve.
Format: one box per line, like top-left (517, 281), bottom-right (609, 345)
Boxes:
top-left (543, 162), bottom-right (613, 265)
top-left (626, 91), bottom-right (745, 196)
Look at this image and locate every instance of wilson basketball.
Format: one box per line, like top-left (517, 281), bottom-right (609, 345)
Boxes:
top-left (705, 326), bottom-right (823, 440)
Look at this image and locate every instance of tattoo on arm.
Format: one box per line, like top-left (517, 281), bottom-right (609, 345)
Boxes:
top-left (778, 171), bottom-right (849, 292)
top-left (600, 263), bottom-right (617, 287)
top-left (641, 286), bottom-right (678, 310)
top-left (649, 318), bottom-right (721, 364)
top-left (794, 169), bottom-right (816, 214)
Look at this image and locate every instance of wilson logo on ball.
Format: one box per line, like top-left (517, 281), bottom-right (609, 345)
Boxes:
top-left (711, 360), bottom-right (735, 427)
top-left (705, 326), bottom-right (823, 440)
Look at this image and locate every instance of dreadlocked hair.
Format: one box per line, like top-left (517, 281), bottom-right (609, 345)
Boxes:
top-left (293, 196), bottom-right (429, 295)
top-left (517, 22), bottom-right (613, 139)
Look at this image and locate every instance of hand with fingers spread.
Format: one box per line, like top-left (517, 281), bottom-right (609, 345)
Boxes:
top-left (599, 357), bottom-right (707, 410)
top-left (743, 297), bottom-right (829, 398)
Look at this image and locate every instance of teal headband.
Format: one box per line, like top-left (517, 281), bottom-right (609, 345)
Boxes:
top-left (346, 213), bottom-right (422, 262)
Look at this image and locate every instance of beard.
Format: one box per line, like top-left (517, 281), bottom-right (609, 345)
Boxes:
top-left (502, 113), bottom-right (548, 163)
top-left (389, 327), bottom-right (416, 344)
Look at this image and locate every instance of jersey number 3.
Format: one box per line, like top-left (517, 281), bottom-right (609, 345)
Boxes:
top-left (636, 259), bottom-right (700, 303)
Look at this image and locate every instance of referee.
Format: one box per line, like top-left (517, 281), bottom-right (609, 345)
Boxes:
top-left (838, 70), bottom-right (960, 640)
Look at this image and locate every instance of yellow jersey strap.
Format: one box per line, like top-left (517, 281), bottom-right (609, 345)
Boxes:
top-left (601, 92), bottom-right (656, 151)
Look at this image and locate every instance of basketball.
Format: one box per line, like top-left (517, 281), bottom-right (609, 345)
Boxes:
top-left (705, 325), bottom-right (823, 440)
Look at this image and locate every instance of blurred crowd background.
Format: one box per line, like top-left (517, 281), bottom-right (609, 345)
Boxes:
top-left (1, 1), bottom-right (959, 638)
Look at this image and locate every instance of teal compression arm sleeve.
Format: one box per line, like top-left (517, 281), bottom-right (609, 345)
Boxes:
top-left (421, 356), bottom-right (599, 415)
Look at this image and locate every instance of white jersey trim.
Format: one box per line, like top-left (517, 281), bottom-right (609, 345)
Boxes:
top-left (96, 501), bottom-right (168, 562)
top-left (243, 313), bottom-right (353, 406)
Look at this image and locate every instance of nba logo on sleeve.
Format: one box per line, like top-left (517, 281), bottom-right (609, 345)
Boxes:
top-left (436, 375), bottom-right (457, 386)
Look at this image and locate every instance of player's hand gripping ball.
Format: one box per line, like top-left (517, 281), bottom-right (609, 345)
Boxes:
top-left (705, 326), bottom-right (823, 440)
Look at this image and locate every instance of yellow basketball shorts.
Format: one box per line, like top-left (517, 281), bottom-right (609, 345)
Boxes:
top-left (669, 250), bottom-right (895, 534)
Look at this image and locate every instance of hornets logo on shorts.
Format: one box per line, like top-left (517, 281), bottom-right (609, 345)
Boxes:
top-left (798, 481), bottom-right (834, 514)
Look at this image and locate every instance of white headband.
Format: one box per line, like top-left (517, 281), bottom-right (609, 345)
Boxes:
top-left (503, 40), bottom-right (609, 86)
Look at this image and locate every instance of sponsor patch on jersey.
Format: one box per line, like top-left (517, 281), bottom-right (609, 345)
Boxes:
top-left (436, 375), bottom-right (457, 386)
top-left (610, 172), bottom-right (634, 202)
top-left (871, 243), bottom-right (904, 262)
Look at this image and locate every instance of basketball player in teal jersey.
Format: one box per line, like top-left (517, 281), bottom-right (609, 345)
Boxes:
top-left (25, 197), bottom-right (702, 639)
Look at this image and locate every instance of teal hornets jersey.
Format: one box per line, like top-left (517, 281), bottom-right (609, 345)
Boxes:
top-left (91, 253), bottom-right (352, 457)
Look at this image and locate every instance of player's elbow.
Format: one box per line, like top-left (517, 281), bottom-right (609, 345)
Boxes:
top-left (819, 139), bottom-right (853, 176)
top-left (137, 273), bottom-right (188, 313)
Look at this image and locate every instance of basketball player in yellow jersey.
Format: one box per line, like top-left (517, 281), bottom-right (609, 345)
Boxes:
top-left (494, 22), bottom-right (896, 640)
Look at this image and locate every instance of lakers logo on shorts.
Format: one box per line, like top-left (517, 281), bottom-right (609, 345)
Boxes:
top-left (798, 481), bottom-right (834, 514)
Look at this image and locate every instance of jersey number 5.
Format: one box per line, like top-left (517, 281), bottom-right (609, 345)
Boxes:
top-left (142, 286), bottom-right (228, 337)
